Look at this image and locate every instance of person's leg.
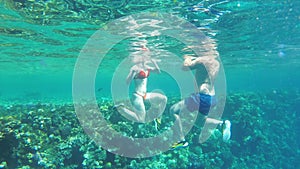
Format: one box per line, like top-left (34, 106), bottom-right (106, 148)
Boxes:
top-left (116, 105), bottom-right (140, 122)
top-left (169, 100), bottom-right (190, 149)
top-left (131, 94), bottom-right (146, 122)
top-left (197, 93), bottom-right (231, 142)
top-left (198, 117), bottom-right (231, 142)
top-left (145, 92), bottom-right (167, 120)
top-left (206, 117), bottom-right (223, 125)
top-left (116, 94), bottom-right (146, 122)
top-left (169, 100), bottom-right (185, 141)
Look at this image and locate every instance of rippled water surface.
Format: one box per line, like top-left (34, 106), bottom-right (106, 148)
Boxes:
top-left (0, 0), bottom-right (300, 101)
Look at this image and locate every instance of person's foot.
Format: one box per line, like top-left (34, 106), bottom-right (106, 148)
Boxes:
top-left (154, 118), bottom-right (161, 131)
top-left (113, 103), bottom-right (125, 109)
top-left (171, 140), bottom-right (189, 150)
top-left (222, 120), bottom-right (231, 142)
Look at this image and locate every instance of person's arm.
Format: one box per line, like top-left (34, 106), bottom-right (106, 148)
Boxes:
top-left (146, 59), bottom-right (161, 73)
top-left (126, 67), bottom-right (136, 85)
top-left (182, 55), bottom-right (202, 70)
top-left (183, 55), bottom-right (220, 82)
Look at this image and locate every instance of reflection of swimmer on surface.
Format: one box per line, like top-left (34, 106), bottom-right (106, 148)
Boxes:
top-left (115, 46), bottom-right (167, 127)
top-left (170, 53), bottom-right (231, 149)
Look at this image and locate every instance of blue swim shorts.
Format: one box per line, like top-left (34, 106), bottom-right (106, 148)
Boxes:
top-left (184, 93), bottom-right (217, 115)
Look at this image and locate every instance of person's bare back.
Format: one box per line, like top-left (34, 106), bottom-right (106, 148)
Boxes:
top-left (182, 55), bottom-right (220, 95)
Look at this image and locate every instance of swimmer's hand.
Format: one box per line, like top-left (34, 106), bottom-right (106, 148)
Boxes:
top-left (182, 55), bottom-right (194, 70)
top-left (150, 58), bottom-right (161, 73)
top-left (183, 55), bottom-right (192, 66)
top-left (183, 55), bottom-right (197, 65)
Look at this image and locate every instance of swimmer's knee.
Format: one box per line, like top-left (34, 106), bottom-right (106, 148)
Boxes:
top-left (173, 114), bottom-right (180, 120)
top-left (138, 113), bottom-right (146, 122)
top-left (162, 95), bottom-right (167, 102)
top-left (169, 104), bottom-right (175, 113)
top-left (170, 101), bottom-right (184, 114)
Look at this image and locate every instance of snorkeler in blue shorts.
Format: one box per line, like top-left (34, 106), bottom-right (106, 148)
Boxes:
top-left (184, 93), bottom-right (217, 116)
top-left (170, 54), bottom-right (231, 149)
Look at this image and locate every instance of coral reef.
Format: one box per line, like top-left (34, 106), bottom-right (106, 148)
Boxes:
top-left (0, 90), bottom-right (299, 168)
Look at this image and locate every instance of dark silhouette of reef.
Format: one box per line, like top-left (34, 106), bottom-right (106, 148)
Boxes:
top-left (0, 90), bottom-right (299, 168)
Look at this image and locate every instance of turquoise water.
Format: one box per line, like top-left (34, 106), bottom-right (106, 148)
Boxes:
top-left (0, 0), bottom-right (300, 168)
top-left (1, 0), bottom-right (299, 103)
